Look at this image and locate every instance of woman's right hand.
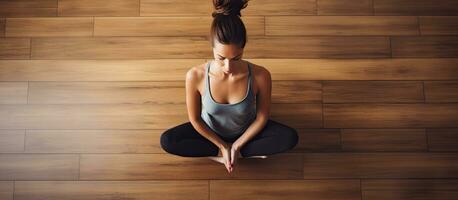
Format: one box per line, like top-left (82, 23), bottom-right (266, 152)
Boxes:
top-left (220, 143), bottom-right (233, 173)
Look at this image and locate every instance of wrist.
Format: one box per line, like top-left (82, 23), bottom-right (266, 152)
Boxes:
top-left (232, 141), bottom-right (242, 151)
top-left (218, 142), bottom-right (229, 149)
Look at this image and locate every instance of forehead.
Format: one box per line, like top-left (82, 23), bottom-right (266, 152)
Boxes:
top-left (213, 41), bottom-right (243, 57)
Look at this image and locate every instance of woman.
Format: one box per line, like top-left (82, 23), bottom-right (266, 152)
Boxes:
top-left (160, 0), bottom-right (298, 173)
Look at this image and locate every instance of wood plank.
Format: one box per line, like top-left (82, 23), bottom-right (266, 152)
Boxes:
top-left (246, 36), bottom-right (391, 58)
top-left (0, 18), bottom-right (4, 37)
top-left (0, 154), bottom-right (79, 180)
top-left (317, 0), bottom-right (373, 15)
top-left (94, 16), bottom-right (264, 36)
top-left (424, 81), bottom-right (458, 102)
top-left (31, 37), bottom-right (210, 59)
top-left (419, 16), bottom-right (458, 35)
top-left (427, 128), bottom-right (458, 151)
top-left (0, 0), bottom-right (57, 17)
top-left (270, 104), bottom-right (322, 129)
top-left (0, 130), bottom-right (24, 153)
top-left (6, 17), bottom-right (93, 37)
top-left (0, 181), bottom-right (13, 200)
top-left (140, 0), bottom-right (211, 16)
top-left (392, 36), bottom-right (458, 58)
top-left (58, 0), bottom-right (139, 16)
top-left (290, 129), bottom-right (341, 152)
top-left (266, 16), bottom-right (419, 36)
top-left (15, 181), bottom-right (208, 200)
top-left (0, 59), bottom-right (204, 81)
top-left (238, 58), bottom-right (458, 81)
top-left (140, 0), bottom-right (316, 16)
top-left (80, 153), bottom-right (303, 180)
top-left (324, 104), bottom-right (458, 128)
top-left (0, 104), bottom-right (317, 129)
top-left (272, 81), bottom-right (321, 103)
top-left (323, 81), bottom-right (424, 103)
top-left (303, 153), bottom-right (458, 178)
top-left (0, 38), bottom-right (30, 59)
top-left (210, 180), bottom-right (361, 200)
top-left (362, 179), bottom-right (458, 200)
top-left (374, 0), bottom-right (458, 15)
top-left (31, 36), bottom-right (391, 59)
top-left (1, 59), bottom-right (458, 81)
top-left (341, 129), bottom-right (427, 152)
top-left (0, 104), bottom-right (188, 129)
top-left (243, 0), bottom-right (316, 15)
top-left (28, 81), bottom-right (186, 104)
top-left (0, 82), bottom-right (28, 104)
top-left (28, 81), bottom-right (317, 104)
top-left (25, 130), bottom-right (163, 153)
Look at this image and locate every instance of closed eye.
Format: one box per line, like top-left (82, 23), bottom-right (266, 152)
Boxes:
top-left (219, 57), bottom-right (241, 61)
top-left (217, 53), bottom-right (243, 61)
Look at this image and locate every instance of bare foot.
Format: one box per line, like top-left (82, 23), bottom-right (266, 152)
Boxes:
top-left (207, 151), bottom-right (268, 166)
top-left (207, 149), bottom-right (226, 164)
top-left (244, 155), bottom-right (268, 159)
top-left (207, 156), bottom-right (225, 164)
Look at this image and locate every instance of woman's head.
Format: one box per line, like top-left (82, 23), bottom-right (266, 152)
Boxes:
top-left (210, 0), bottom-right (249, 73)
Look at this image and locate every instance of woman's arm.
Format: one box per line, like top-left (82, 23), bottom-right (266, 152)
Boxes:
top-left (185, 67), bottom-right (229, 149)
top-left (233, 66), bottom-right (272, 149)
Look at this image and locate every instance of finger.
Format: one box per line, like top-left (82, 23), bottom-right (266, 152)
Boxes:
top-left (226, 155), bottom-right (230, 166)
top-left (230, 150), bottom-right (234, 165)
top-left (228, 156), bottom-right (233, 170)
top-left (225, 159), bottom-right (231, 171)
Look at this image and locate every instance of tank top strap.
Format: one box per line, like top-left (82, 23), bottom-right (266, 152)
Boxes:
top-left (205, 60), bottom-right (252, 98)
top-left (247, 61), bottom-right (252, 91)
top-left (205, 61), bottom-right (211, 95)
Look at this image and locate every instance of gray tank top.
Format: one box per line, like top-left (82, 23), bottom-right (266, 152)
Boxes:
top-left (201, 60), bottom-right (256, 138)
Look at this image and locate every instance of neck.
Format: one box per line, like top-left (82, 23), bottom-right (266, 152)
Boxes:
top-left (210, 60), bottom-right (247, 78)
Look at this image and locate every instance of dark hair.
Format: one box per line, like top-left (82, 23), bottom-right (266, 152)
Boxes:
top-left (210, 0), bottom-right (249, 49)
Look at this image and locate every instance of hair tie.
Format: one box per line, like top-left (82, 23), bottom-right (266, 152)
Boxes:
top-left (212, 9), bottom-right (240, 18)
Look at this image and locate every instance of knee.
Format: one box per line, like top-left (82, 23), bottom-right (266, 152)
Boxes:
top-left (270, 120), bottom-right (299, 149)
top-left (160, 129), bottom-right (176, 155)
top-left (283, 127), bottom-right (299, 150)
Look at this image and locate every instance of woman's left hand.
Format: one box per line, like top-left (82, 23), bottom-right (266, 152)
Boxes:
top-left (230, 143), bottom-right (242, 172)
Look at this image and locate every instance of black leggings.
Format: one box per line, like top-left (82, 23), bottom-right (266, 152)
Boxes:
top-left (160, 119), bottom-right (299, 157)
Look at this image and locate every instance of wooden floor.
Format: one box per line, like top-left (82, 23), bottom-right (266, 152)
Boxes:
top-left (1, 0), bottom-right (458, 199)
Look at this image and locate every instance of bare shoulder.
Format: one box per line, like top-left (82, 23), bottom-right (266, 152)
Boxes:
top-left (186, 63), bottom-right (205, 80)
top-left (248, 61), bottom-right (271, 95)
top-left (185, 62), bottom-right (208, 94)
top-left (249, 61), bottom-right (271, 83)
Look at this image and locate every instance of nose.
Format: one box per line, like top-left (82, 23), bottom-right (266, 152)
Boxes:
top-left (223, 59), bottom-right (236, 69)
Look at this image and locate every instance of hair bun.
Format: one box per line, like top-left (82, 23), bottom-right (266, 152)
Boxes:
top-left (212, 0), bottom-right (248, 18)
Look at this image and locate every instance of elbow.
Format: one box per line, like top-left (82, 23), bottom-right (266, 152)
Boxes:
top-left (255, 113), bottom-right (269, 124)
top-left (187, 111), bottom-right (202, 124)
top-left (188, 117), bottom-right (199, 124)
top-left (188, 116), bottom-right (203, 126)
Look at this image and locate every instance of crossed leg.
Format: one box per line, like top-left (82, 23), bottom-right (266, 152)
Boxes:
top-left (160, 119), bottom-right (298, 161)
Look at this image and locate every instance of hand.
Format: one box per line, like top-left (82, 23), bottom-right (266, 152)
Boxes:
top-left (230, 143), bottom-right (242, 172)
top-left (219, 144), bottom-right (232, 173)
